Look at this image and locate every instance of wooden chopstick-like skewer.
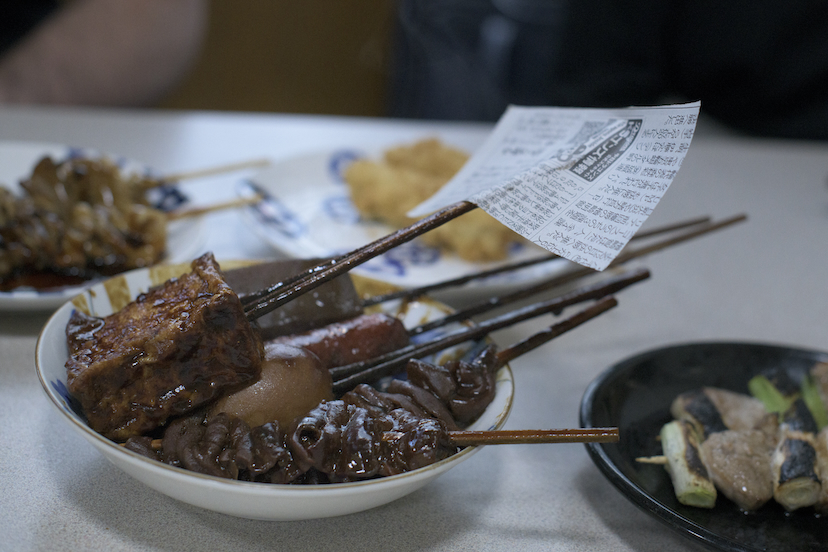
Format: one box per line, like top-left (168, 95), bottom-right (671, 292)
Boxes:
top-left (243, 201), bottom-right (478, 320)
top-left (406, 214), bottom-right (745, 336)
top-left (331, 296), bottom-right (618, 394)
top-left (143, 158), bottom-right (272, 188)
top-left (362, 214), bottom-right (712, 307)
top-left (329, 268), bottom-right (648, 386)
top-left (331, 287), bottom-right (625, 384)
top-left (166, 194), bottom-right (264, 221)
top-left (138, 427), bottom-right (620, 452)
top-left (449, 427), bottom-right (619, 446)
top-left (409, 265), bottom-right (649, 337)
top-left (244, 209), bottom-right (745, 323)
top-left (244, 212), bottom-right (743, 322)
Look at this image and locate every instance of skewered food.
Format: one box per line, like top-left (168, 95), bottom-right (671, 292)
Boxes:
top-left (0, 155), bottom-right (168, 290)
top-left (125, 344), bottom-right (499, 484)
top-left (671, 387), bottom-right (769, 437)
top-left (642, 359), bottom-right (828, 514)
top-left (700, 428), bottom-right (775, 511)
top-left (266, 312), bottom-right (410, 369)
top-left (66, 253), bottom-right (262, 440)
top-left (657, 420), bottom-right (717, 508)
top-left (206, 343), bottom-right (333, 429)
top-left (343, 139), bottom-right (526, 262)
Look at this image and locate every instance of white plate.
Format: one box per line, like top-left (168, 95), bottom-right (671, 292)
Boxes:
top-left (237, 149), bottom-right (569, 295)
top-left (0, 141), bottom-right (205, 311)
top-left (35, 261), bottom-right (514, 520)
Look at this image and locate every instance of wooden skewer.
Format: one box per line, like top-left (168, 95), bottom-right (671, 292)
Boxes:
top-left (145, 158), bottom-right (272, 187)
top-left (136, 429), bottom-right (619, 451)
top-left (362, 214), bottom-right (712, 307)
top-left (329, 268), bottom-right (647, 386)
top-left (416, 213), bottom-right (748, 327)
top-left (636, 455), bottom-right (668, 464)
top-left (243, 212), bottom-right (744, 321)
top-left (449, 427), bottom-right (619, 446)
top-left (404, 213), bottom-right (745, 336)
top-left (331, 296), bottom-right (618, 394)
top-left (243, 201), bottom-right (478, 320)
top-left (166, 194), bottom-right (263, 221)
top-left (409, 266), bottom-right (649, 337)
top-left (331, 288), bottom-right (624, 383)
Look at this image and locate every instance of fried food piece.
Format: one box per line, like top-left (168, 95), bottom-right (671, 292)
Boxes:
top-left (344, 138), bottom-right (524, 262)
top-left (65, 252), bottom-right (263, 441)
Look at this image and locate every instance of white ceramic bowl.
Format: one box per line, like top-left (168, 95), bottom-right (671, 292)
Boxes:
top-left (35, 262), bottom-right (514, 520)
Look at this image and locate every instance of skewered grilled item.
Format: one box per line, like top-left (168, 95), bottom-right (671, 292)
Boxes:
top-left (748, 368), bottom-right (801, 415)
top-left (701, 429), bottom-right (776, 511)
top-left (772, 429), bottom-right (821, 511)
top-left (814, 427), bottom-right (828, 513)
top-left (771, 399), bottom-right (822, 511)
top-left (267, 312), bottom-right (410, 369)
top-left (225, 258), bottom-right (363, 341)
top-left (0, 155), bottom-right (167, 289)
top-left (650, 364), bottom-right (828, 514)
top-left (803, 363), bottom-right (828, 428)
top-left (66, 253), bottom-right (262, 440)
top-left (657, 420), bottom-right (717, 508)
top-left (128, 344), bottom-right (500, 483)
top-left (671, 387), bottom-right (770, 439)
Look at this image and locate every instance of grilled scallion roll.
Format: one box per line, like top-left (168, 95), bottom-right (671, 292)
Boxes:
top-left (659, 420), bottom-right (717, 508)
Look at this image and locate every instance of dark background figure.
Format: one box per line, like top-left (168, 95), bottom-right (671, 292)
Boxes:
top-left (3, 0), bottom-right (827, 140)
top-left (389, 0), bottom-right (828, 140)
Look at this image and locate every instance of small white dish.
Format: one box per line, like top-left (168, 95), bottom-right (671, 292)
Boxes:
top-left (237, 148), bottom-right (568, 298)
top-left (0, 141), bottom-right (205, 311)
top-left (35, 261), bottom-right (514, 520)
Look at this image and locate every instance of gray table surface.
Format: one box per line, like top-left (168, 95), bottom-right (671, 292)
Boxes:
top-left (1, 105), bottom-right (826, 552)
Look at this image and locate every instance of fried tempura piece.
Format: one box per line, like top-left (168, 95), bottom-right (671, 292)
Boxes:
top-left (65, 252), bottom-right (263, 441)
top-left (344, 139), bottom-right (524, 262)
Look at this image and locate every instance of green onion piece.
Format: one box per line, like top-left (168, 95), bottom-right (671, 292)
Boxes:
top-left (660, 420), bottom-right (717, 508)
top-left (748, 374), bottom-right (797, 414)
top-left (800, 375), bottom-right (828, 430)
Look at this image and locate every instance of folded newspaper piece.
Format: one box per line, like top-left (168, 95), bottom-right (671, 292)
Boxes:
top-left (409, 102), bottom-right (701, 271)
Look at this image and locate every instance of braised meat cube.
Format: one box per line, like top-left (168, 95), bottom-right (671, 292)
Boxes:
top-left (65, 252), bottom-right (263, 441)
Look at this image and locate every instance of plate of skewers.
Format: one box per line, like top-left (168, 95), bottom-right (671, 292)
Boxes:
top-left (35, 251), bottom-right (630, 521)
top-left (580, 341), bottom-right (828, 552)
top-left (0, 141), bottom-right (208, 311)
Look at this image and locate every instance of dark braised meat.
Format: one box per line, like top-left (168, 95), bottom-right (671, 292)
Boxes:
top-left (126, 413), bottom-right (303, 483)
top-left (162, 413), bottom-right (303, 483)
top-left (407, 344), bottom-right (500, 425)
top-left (66, 253), bottom-right (263, 441)
top-left (267, 312), bottom-right (410, 369)
top-left (123, 342), bottom-right (500, 484)
top-left (285, 347), bottom-right (499, 482)
top-left (225, 258), bottom-right (363, 340)
top-left (290, 401), bottom-right (456, 482)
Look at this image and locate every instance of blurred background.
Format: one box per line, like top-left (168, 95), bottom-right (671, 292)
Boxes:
top-left (158, 0), bottom-right (396, 117)
top-left (3, 0), bottom-right (828, 139)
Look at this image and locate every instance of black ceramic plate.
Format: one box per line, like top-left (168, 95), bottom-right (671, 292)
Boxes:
top-left (580, 341), bottom-right (828, 552)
